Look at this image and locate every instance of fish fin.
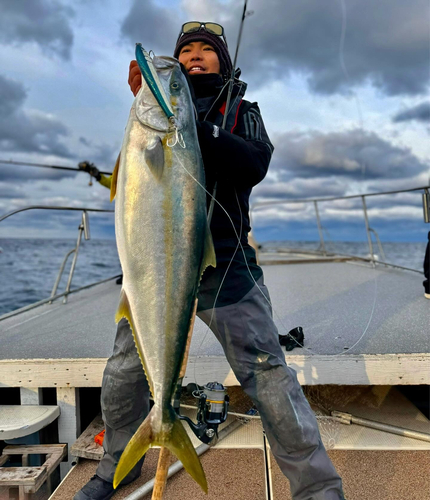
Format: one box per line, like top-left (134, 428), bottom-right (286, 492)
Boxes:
top-left (201, 226), bottom-right (216, 273)
top-left (113, 407), bottom-right (154, 489)
top-left (115, 288), bottom-right (133, 326)
top-left (110, 152), bottom-right (121, 202)
top-left (113, 405), bottom-right (207, 493)
top-left (115, 289), bottom-right (154, 398)
top-left (165, 412), bottom-right (208, 493)
top-left (145, 136), bottom-right (164, 180)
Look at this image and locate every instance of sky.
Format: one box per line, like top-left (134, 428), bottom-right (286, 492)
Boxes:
top-left (0, 0), bottom-right (429, 244)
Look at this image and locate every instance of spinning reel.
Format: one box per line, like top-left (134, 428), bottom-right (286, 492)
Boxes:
top-left (174, 381), bottom-right (229, 444)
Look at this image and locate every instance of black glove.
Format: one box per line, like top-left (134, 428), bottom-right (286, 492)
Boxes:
top-left (78, 161), bottom-right (101, 181)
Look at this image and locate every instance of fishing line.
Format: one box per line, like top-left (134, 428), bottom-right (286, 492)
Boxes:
top-left (173, 150), bottom-right (378, 357)
top-left (236, 191), bottom-right (378, 355)
top-left (191, 185), bottom-right (244, 387)
top-left (174, 0), bottom-right (378, 371)
top-left (337, 0), bottom-right (366, 176)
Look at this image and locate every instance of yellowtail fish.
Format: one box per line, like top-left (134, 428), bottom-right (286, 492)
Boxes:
top-left (110, 52), bottom-right (215, 491)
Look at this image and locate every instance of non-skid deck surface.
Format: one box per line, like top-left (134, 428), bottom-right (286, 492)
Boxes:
top-left (50, 450), bottom-right (267, 500)
top-left (2, 261), bottom-right (428, 359)
top-left (50, 450), bottom-right (430, 500)
top-left (1, 261), bottom-right (429, 386)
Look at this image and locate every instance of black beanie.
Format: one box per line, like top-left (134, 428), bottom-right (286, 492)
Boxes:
top-left (173, 29), bottom-right (233, 79)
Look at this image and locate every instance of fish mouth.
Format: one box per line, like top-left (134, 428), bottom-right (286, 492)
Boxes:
top-left (153, 56), bottom-right (179, 69)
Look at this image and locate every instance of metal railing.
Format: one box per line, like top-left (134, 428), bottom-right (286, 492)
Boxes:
top-left (1, 186), bottom-right (428, 317)
top-left (251, 185), bottom-right (430, 271)
top-left (0, 206), bottom-right (115, 319)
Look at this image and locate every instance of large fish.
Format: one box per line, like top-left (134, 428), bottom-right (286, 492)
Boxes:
top-left (110, 47), bottom-right (215, 492)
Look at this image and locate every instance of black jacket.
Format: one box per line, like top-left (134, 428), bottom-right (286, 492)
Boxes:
top-left (190, 74), bottom-right (274, 242)
top-left (189, 74), bottom-right (274, 310)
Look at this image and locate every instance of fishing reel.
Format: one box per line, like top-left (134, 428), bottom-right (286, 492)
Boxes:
top-left (174, 382), bottom-right (229, 444)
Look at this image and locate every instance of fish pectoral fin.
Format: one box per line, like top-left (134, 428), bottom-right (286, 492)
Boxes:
top-left (145, 136), bottom-right (164, 180)
top-left (113, 406), bottom-right (207, 493)
top-left (201, 226), bottom-right (216, 274)
top-left (110, 152), bottom-right (121, 202)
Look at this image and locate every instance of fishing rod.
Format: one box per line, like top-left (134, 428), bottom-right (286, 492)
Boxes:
top-left (222, 0), bottom-right (251, 130)
top-left (207, 0), bottom-right (252, 224)
top-left (0, 158), bottom-right (112, 176)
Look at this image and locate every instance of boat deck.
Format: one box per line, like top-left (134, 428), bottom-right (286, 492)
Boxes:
top-left (52, 386), bottom-right (430, 500)
top-left (0, 259), bottom-right (428, 387)
top-left (1, 257), bottom-right (429, 499)
top-left (50, 449), bottom-right (430, 500)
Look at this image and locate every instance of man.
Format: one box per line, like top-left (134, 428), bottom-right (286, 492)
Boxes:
top-left (424, 231), bottom-right (429, 299)
top-left (75, 22), bottom-right (346, 500)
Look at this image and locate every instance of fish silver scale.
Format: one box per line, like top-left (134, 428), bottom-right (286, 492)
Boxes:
top-left (114, 57), bottom-right (209, 409)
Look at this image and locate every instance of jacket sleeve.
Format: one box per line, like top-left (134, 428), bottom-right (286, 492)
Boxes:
top-left (98, 174), bottom-right (112, 189)
top-left (197, 102), bottom-right (274, 188)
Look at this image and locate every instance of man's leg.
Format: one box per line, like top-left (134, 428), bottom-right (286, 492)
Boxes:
top-left (423, 231), bottom-right (429, 297)
top-left (74, 318), bottom-right (150, 499)
top-left (198, 278), bottom-right (345, 500)
top-left (97, 318), bottom-right (150, 484)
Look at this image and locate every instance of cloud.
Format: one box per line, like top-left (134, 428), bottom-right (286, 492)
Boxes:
top-left (120, 0), bottom-right (179, 55)
top-left (252, 176), bottom-right (348, 201)
top-left (0, 183), bottom-right (26, 199)
top-left (192, 0), bottom-right (429, 96)
top-left (268, 129), bottom-right (429, 181)
top-left (78, 137), bottom-right (118, 171)
top-left (0, 74), bottom-right (73, 167)
top-left (0, 0), bottom-right (74, 60)
top-left (393, 102), bottom-right (430, 123)
top-left (122, 0), bottom-right (429, 96)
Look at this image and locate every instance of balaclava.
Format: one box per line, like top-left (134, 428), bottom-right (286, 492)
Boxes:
top-left (173, 28), bottom-right (233, 80)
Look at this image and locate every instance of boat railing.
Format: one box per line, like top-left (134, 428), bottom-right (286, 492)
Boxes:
top-left (251, 185), bottom-right (430, 271)
top-left (0, 206), bottom-right (115, 320)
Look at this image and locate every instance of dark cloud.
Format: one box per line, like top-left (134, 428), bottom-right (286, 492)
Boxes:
top-left (120, 0), bottom-right (178, 55)
top-left (269, 129), bottom-right (429, 180)
top-left (393, 102), bottom-right (430, 123)
top-left (0, 74), bottom-right (73, 163)
top-left (220, 0), bottom-right (429, 96)
top-left (0, 0), bottom-right (74, 60)
top-left (0, 75), bottom-right (26, 117)
top-left (78, 137), bottom-right (119, 172)
top-left (0, 184), bottom-right (26, 199)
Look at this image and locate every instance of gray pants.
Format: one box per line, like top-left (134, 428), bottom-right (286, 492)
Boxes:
top-left (97, 279), bottom-right (344, 499)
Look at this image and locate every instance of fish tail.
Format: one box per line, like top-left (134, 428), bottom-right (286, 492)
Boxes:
top-left (113, 405), bottom-right (207, 493)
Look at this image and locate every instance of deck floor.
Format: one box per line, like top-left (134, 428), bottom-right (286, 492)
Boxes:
top-left (50, 449), bottom-right (430, 500)
top-left (0, 260), bottom-right (429, 386)
top-left (1, 260), bottom-right (428, 359)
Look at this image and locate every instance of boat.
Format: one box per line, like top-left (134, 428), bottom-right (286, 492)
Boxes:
top-left (0, 184), bottom-right (429, 499)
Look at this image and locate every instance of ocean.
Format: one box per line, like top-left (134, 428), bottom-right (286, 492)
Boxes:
top-left (0, 238), bottom-right (427, 317)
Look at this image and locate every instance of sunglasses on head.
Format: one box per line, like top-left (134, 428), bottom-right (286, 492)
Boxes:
top-left (177, 22), bottom-right (228, 47)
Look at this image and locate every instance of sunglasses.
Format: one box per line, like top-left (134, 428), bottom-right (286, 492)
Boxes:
top-left (177, 22), bottom-right (228, 47)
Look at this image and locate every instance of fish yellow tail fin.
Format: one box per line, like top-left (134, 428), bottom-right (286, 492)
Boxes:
top-left (113, 405), bottom-right (207, 493)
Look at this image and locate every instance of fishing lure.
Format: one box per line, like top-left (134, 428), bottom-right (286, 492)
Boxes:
top-left (135, 43), bottom-right (185, 148)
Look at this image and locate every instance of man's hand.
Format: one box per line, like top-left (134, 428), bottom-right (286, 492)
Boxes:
top-left (129, 60), bottom-right (142, 96)
top-left (78, 161), bottom-right (101, 181)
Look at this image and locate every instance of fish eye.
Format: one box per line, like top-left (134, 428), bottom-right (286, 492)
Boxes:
top-left (171, 81), bottom-right (179, 90)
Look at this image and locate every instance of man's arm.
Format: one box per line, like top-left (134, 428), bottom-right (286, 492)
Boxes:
top-left (196, 103), bottom-right (274, 188)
